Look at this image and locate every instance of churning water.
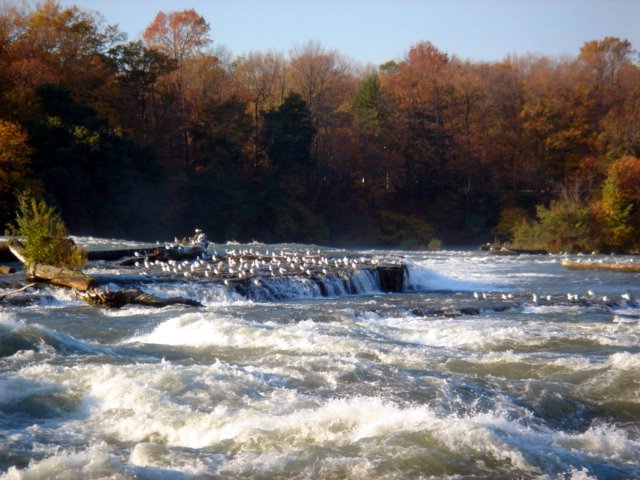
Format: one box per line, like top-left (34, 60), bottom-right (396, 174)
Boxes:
top-left (1, 240), bottom-right (639, 479)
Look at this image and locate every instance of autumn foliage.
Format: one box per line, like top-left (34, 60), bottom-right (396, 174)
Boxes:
top-left (0, 1), bottom-right (639, 250)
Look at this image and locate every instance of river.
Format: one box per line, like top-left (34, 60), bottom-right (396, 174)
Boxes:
top-left (1, 239), bottom-right (639, 479)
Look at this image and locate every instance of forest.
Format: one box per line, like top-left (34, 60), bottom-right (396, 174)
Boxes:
top-left (0, 1), bottom-right (639, 251)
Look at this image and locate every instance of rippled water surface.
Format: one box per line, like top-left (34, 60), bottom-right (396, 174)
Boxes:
top-left (1, 240), bottom-right (639, 479)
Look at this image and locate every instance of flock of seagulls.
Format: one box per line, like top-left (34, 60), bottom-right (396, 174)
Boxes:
top-left (125, 230), bottom-right (637, 307)
top-left (127, 233), bottom-right (382, 286)
top-left (473, 289), bottom-right (636, 307)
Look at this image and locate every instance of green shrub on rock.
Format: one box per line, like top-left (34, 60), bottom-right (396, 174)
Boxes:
top-left (6, 193), bottom-right (86, 270)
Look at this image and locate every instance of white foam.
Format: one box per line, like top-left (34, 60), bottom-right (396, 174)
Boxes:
top-left (356, 315), bottom-right (523, 350)
top-left (4, 351), bottom-right (639, 478)
top-left (405, 265), bottom-right (499, 292)
top-left (124, 312), bottom-right (361, 355)
top-left (129, 442), bottom-right (213, 476)
top-left (0, 373), bottom-right (65, 404)
top-left (81, 367), bottom-right (537, 472)
top-left (522, 304), bottom-right (586, 315)
top-left (561, 468), bottom-right (599, 480)
top-left (0, 442), bottom-right (124, 480)
top-left (141, 282), bottom-right (243, 306)
top-left (605, 352), bottom-right (640, 370)
top-left (0, 311), bottom-right (19, 328)
top-left (71, 235), bottom-right (155, 250)
top-left (555, 424), bottom-right (640, 463)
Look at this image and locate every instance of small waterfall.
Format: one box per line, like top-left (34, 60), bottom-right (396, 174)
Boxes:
top-left (349, 269), bottom-right (380, 294)
top-left (230, 268), bottom-right (385, 301)
top-left (92, 261), bottom-right (408, 303)
top-left (319, 275), bottom-right (349, 297)
top-left (234, 276), bottom-right (322, 301)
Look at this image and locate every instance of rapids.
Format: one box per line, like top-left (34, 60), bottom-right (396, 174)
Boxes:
top-left (0, 240), bottom-right (639, 479)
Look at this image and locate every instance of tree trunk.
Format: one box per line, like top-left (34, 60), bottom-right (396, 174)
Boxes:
top-left (7, 239), bottom-right (95, 291)
top-left (6, 239), bottom-right (27, 264)
top-left (28, 264), bottom-right (95, 291)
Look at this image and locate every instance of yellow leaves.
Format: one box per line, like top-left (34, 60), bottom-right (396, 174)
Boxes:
top-left (606, 155), bottom-right (640, 203)
top-left (71, 125), bottom-right (100, 151)
top-left (578, 37), bottom-right (633, 86)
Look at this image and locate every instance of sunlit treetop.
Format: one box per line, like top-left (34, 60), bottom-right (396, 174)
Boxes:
top-left (143, 9), bottom-right (211, 63)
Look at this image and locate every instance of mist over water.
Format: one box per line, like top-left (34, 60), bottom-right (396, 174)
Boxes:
top-left (1, 242), bottom-right (639, 479)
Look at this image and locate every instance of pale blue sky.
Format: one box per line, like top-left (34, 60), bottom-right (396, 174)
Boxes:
top-left (58, 0), bottom-right (640, 66)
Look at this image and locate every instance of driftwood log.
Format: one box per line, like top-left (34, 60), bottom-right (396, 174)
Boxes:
top-left (561, 259), bottom-right (640, 273)
top-left (489, 247), bottom-right (548, 256)
top-left (28, 264), bottom-right (95, 291)
top-left (79, 288), bottom-right (202, 309)
top-left (6, 239), bottom-right (94, 291)
top-left (0, 282), bottom-right (37, 301)
top-left (5, 239), bottom-right (201, 308)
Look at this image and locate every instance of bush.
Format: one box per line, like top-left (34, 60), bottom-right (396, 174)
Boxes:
top-left (512, 200), bottom-right (598, 253)
top-left (492, 207), bottom-right (528, 242)
top-left (374, 210), bottom-right (434, 248)
top-left (427, 238), bottom-right (443, 251)
top-left (6, 193), bottom-right (86, 269)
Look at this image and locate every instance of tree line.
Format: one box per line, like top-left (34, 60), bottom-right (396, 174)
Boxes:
top-left (0, 1), bottom-right (639, 251)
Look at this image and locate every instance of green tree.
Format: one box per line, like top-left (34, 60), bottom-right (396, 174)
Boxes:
top-left (107, 40), bottom-right (177, 143)
top-left (172, 95), bottom-right (255, 240)
top-left (29, 84), bottom-right (166, 239)
top-left (262, 93), bottom-right (322, 240)
top-left (352, 72), bottom-right (384, 135)
top-left (263, 93), bottom-right (315, 177)
top-left (7, 192), bottom-right (86, 269)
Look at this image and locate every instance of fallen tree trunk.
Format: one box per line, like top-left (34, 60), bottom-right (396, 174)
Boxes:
top-left (561, 259), bottom-right (640, 273)
top-left (7, 239), bottom-right (94, 291)
top-left (29, 264), bottom-right (95, 291)
top-left (489, 247), bottom-right (548, 256)
top-left (79, 288), bottom-right (202, 309)
top-left (4, 239), bottom-right (200, 308)
top-left (6, 239), bottom-right (27, 264)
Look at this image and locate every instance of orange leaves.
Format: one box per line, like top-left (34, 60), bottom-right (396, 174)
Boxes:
top-left (143, 9), bottom-right (210, 62)
top-left (406, 41), bottom-right (449, 73)
top-left (0, 119), bottom-right (31, 200)
top-left (578, 37), bottom-right (633, 87)
top-left (383, 41), bottom-right (451, 107)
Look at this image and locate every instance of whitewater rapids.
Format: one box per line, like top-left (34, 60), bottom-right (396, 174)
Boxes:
top-left (1, 241), bottom-right (639, 479)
